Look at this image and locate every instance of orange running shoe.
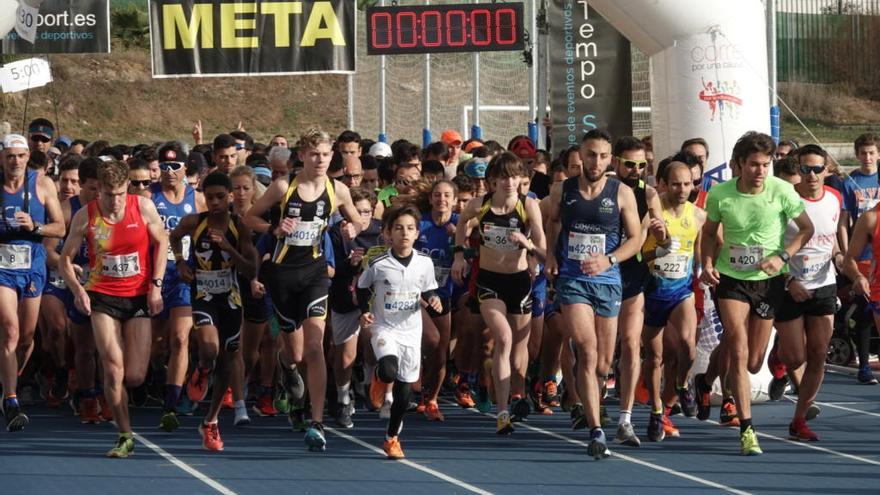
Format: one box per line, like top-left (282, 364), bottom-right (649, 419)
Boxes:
top-left (187, 367), bottom-right (211, 402)
top-left (454, 383), bottom-right (476, 408)
top-left (789, 417), bottom-right (818, 441)
top-left (199, 422), bottom-right (224, 451)
top-left (97, 394), bottom-right (113, 422)
top-left (415, 396), bottom-right (427, 414)
top-left (79, 397), bottom-right (101, 424)
top-left (720, 399), bottom-right (740, 427)
top-left (369, 372), bottom-right (386, 410)
top-left (383, 436), bottom-right (405, 459)
top-left (253, 394), bottom-right (278, 417)
top-left (221, 388), bottom-right (233, 409)
top-left (662, 411), bottom-right (681, 438)
top-left (634, 377), bottom-right (650, 406)
top-left (544, 380), bottom-right (560, 408)
top-left (424, 400), bottom-right (445, 421)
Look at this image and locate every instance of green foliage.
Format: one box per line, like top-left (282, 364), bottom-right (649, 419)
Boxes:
top-left (111, 4), bottom-right (149, 49)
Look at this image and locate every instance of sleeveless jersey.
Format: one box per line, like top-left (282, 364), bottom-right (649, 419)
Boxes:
top-left (417, 211), bottom-right (459, 299)
top-left (272, 175), bottom-right (336, 267)
top-left (0, 169), bottom-right (46, 273)
top-left (84, 194), bottom-right (151, 297)
top-left (477, 195), bottom-right (528, 253)
top-left (621, 179), bottom-right (649, 268)
top-left (557, 177), bottom-right (621, 285)
top-left (48, 195), bottom-right (89, 289)
top-left (643, 201), bottom-right (699, 299)
top-left (151, 183), bottom-right (197, 271)
top-left (191, 212), bottom-right (242, 309)
top-left (786, 186), bottom-right (840, 289)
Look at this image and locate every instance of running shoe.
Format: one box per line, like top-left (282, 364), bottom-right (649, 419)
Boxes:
top-left (768, 375), bottom-right (789, 401)
top-left (662, 412), bottom-right (680, 438)
top-left (767, 346), bottom-right (787, 380)
top-left (415, 396), bottom-right (427, 414)
top-left (369, 372), bottom-right (386, 411)
top-left (789, 417), bottom-right (818, 441)
top-left (496, 410), bottom-right (514, 435)
top-left (613, 422), bottom-right (641, 447)
top-left (177, 394), bottom-right (197, 416)
top-left (97, 394), bottom-right (114, 422)
top-left (252, 395), bottom-right (279, 417)
top-left (720, 399), bottom-right (740, 427)
top-left (857, 365), bottom-right (878, 385)
top-left (647, 413), bottom-right (665, 442)
top-left (233, 406), bottom-right (251, 427)
top-left (106, 434), bottom-right (135, 458)
top-left (288, 406), bottom-right (307, 432)
top-left (2, 398), bottom-right (28, 432)
top-left (570, 403), bottom-right (587, 430)
top-left (544, 380), bottom-right (560, 407)
top-left (476, 385), bottom-right (492, 413)
top-left (694, 373), bottom-right (712, 421)
top-left (335, 402), bottom-right (354, 429)
top-left (454, 383), bottom-right (476, 409)
top-left (634, 378), bottom-right (649, 406)
top-left (424, 400), bottom-right (445, 422)
top-left (79, 397), bottom-right (101, 424)
top-left (221, 388), bottom-right (234, 409)
top-left (806, 404), bottom-right (821, 421)
top-left (273, 386), bottom-right (290, 415)
top-left (529, 380), bottom-right (545, 412)
top-left (187, 366), bottom-right (211, 402)
top-left (740, 426), bottom-right (762, 456)
top-left (511, 396), bottom-right (531, 422)
top-left (587, 428), bottom-right (611, 460)
top-left (305, 421), bottom-right (326, 452)
top-left (379, 400), bottom-right (392, 419)
top-left (383, 435), bottom-right (405, 459)
top-left (677, 385), bottom-right (697, 417)
top-left (278, 352), bottom-right (306, 399)
top-left (159, 410), bottom-right (180, 432)
top-left (47, 386), bottom-right (69, 408)
top-left (199, 422), bottom-right (224, 451)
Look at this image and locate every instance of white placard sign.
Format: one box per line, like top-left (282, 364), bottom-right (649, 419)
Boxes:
top-left (0, 57), bottom-right (52, 93)
top-left (14, 2), bottom-right (39, 44)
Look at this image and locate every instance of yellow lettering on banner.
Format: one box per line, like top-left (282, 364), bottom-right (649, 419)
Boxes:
top-left (221, 3), bottom-right (259, 48)
top-left (300, 1), bottom-right (345, 46)
top-left (163, 4), bottom-right (213, 49)
top-left (261, 2), bottom-right (303, 48)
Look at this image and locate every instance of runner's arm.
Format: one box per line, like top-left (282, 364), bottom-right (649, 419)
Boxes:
top-left (232, 218), bottom-right (257, 280)
top-left (140, 197), bottom-right (169, 280)
top-left (246, 178), bottom-right (287, 233)
top-left (612, 185), bottom-right (643, 263)
top-left (838, 210), bottom-right (850, 256)
top-left (544, 182), bottom-right (563, 277)
top-left (59, 208), bottom-right (89, 295)
top-left (335, 180), bottom-right (364, 236)
top-left (843, 210), bottom-right (875, 286)
top-left (523, 197), bottom-right (546, 263)
top-left (38, 176), bottom-right (66, 238)
top-left (781, 211), bottom-right (814, 260)
top-left (195, 190), bottom-right (207, 213)
top-left (169, 214), bottom-right (197, 262)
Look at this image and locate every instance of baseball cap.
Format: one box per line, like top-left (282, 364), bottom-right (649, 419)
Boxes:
top-left (368, 142), bottom-right (392, 158)
top-left (55, 136), bottom-right (72, 148)
top-left (441, 129), bottom-right (463, 146)
top-left (3, 134), bottom-right (28, 149)
top-left (508, 135), bottom-right (536, 160)
top-left (464, 159), bottom-right (488, 179)
top-left (253, 166), bottom-right (272, 186)
top-left (28, 124), bottom-right (54, 140)
top-left (463, 140), bottom-right (484, 153)
top-left (157, 143), bottom-right (188, 163)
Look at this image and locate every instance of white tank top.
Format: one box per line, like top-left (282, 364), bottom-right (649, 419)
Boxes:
top-left (784, 186), bottom-right (841, 289)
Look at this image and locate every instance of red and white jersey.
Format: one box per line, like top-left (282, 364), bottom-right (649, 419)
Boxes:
top-left (785, 185), bottom-right (840, 289)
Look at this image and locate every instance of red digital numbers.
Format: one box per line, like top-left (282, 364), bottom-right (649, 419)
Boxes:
top-left (371, 12), bottom-right (393, 49)
top-left (495, 8), bottom-right (517, 45)
top-left (396, 11), bottom-right (418, 48)
top-left (470, 9), bottom-right (491, 46)
top-left (421, 11), bottom-right (442, 47)
top-left (446, 9), bottom-right (467, 47)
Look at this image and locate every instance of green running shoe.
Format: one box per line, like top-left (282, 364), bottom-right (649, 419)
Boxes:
top-left (740, 426), bottom-right (763, 456)
top-left (159, 410), bottom-right (180, 432)
top-left (107, 434), bottom-right (135, 458)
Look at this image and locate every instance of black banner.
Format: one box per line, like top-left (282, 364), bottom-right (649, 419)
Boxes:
top-left (548, 1), bottom-right (631, 153)
top-left (1, 0), bottom-right (110, 54)
top-left (149, 0), bottom-right (356, 78)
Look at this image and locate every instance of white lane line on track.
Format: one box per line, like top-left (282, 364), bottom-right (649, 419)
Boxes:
top-left (704, 419), bottom-right (880, 467)
top-left (134, 432), bottom-right (238, 495)
top-left (783, 395), bottom-right (880, 419)
top-left (326, 426), bottom-right (493, 495)
top-left (439, 399), bottom-right (752, 495)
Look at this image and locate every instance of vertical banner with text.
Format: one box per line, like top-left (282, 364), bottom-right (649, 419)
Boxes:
top-left (548, 0), bottom-right (631, 153)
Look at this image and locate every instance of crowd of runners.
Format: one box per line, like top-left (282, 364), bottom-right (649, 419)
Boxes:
top-left (0, 118), bottom-right (877, 460)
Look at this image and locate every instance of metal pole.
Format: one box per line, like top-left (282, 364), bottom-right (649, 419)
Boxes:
top-left (471, 0), bottom-right (481, 140)
top-left (535, 0), bottom-right (549, 149)
top-left (379, 0), bottom-right (387, 143)
top-left (768, 0), bottom-right (780, 142)
top-left (423, 0), bottom-right (432, 148)
top-left (529, 0), bottom-right (538, 134)
top-left (347, 74), bottom-right (355, 131)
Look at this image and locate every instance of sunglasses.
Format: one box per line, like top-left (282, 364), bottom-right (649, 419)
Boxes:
top-left (344, 173), bottom-right (363, 180)
top-left (159, 161), bottom-right (185, 172)
top-left (30, 135), bottom-right (50, 143)
top-left (130, 179), bottom-right (151, 187)
top-left (235, 143), bottom-right (245, 151)
top-left (356, 208), bottom-right (373, 215)
top-left (799, 164), bottom-right (825, 175)
top-left (693, 179), bottom-right (703, 187)
top-left (617, 156), bottom-right (647, 170)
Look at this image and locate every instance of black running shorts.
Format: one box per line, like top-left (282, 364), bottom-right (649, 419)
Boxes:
top-left (261, 260), bottom-right (329, 332)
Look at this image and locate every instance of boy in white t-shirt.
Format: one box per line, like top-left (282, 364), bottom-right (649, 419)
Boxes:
top-left (358, 205), bottom-right (441, 459)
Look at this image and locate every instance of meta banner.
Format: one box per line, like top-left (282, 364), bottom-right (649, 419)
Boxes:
top-left (1, 0), bottom-right (110, 54)
top-left (548, 0), bottom-right (631, 152)
top-left (149, 0), bottom-right (356, 78)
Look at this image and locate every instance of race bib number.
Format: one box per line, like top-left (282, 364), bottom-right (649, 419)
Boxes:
top-left (384, 291), bottom-right (419, 313)
top-left (101, 253), bottom-right (140, 278)
top-left (482, 225), bottom-right (519, 251)
top-left (196, 268), bottom-right (234, 294)
top-left (0, 244), bottom-right (31, 270)
top-left (167, 236), bottom-right (191, 261)
top-left (858, 196), bottom-right (879, 214)
top-left (435, 266), bottom-right (450, 286)
top-left (285, 220), bottom-right (323, 247)
top-left (567, 232), bottom-right (605, 261)
top-left (654, 253), bottom-right (691, 279)
top-left (729, 245), bottom-right (763, 272)
top-left (48, 269), bottom-right (66, 289)
top-left (796, 254), bottom-right (830, 281)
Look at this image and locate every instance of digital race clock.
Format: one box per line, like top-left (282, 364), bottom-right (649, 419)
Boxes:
top-left (366, 3), bottom-right (525, 55)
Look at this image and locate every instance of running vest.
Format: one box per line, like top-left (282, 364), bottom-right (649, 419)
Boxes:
top-left (48, 195), bottom-right (89, 289)
top-left (151, 183), bottom-right (197, 269)
top-left (273, 175), bottom-right (336, 267)
top-left (477, 194), bottom-right (528, 253)
top-left (643, 201), bottom-right (699, 298)
top-left (786, 186), bottom-right (839, 289)
top-left (0, 169), bottom-right (46, 272)
top-left (191, 212), bottom-right (242, 309)
top-left (620, 179), bottom-right (649, 268)
top-left (557, 176), bottom-right (621, 285)
top-left (417, 211), bottom-right (459, 299)
top-left (84, 194), bottom-right (151, 297)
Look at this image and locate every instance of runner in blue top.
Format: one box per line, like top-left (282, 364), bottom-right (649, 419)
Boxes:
top-left (0, 134), bottom-right (65, 433)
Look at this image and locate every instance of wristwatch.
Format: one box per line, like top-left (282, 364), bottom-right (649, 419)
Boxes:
top-left (778, 251), bottom-right (791, 264)
top-left (32, 221), bottom-right (43, 236)
top-left (152, 278), bottom-right (163, 288)
top-left (608, 254), bottom-right (619, 266)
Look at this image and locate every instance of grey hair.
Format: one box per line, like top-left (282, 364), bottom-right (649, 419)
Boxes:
top-left (268, 145), bottom-right (291, 164)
